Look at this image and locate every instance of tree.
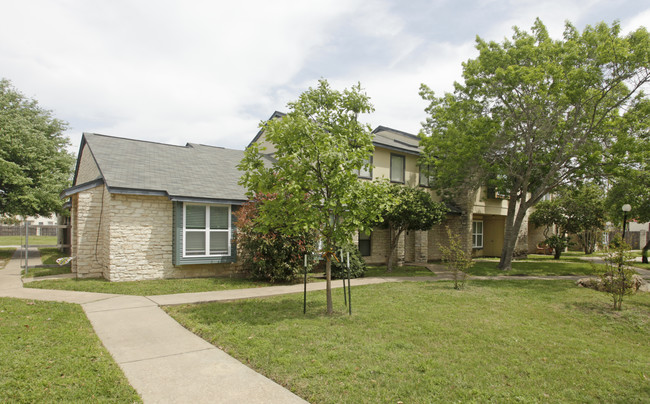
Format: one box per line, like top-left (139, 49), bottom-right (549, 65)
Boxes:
top-left (0, 79), bottom-right (75, 217)
top-left (238, 79), bottom-right (387, 314)
top-left (420, 19), bottom-right (650, 270)
top-left (528, 199), bottom-right (571, 260)
top-left (605, 97), bottom-right (650, 263)
top-left (562, 185), bottom-right (607, 254)
top-left (378, 184), bottom-right (447, 271)
top-left (529, 185), bottom-right (607, 258)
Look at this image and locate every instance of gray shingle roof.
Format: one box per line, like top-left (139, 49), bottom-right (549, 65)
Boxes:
top-left (371, 126), bottom-right (420, 155)
top-left (76, 133), bottom-right (250, 203)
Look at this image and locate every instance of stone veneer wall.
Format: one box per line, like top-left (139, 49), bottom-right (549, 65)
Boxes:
top-left (71, 185), bottom-right (110, 278)
top-left (72, 189), bottom-right (239, 281)
top-left (428, 214), bottom-right (471, 261)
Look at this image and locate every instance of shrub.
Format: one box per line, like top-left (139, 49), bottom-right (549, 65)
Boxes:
top-left (234, 197), bottom-right (316, 283)
top-left (330, 245), bottom-right (366, 279)
top-left (440, 226), bottom-right (474, 290)
top-left (597, 236), bottom-right (637, 310)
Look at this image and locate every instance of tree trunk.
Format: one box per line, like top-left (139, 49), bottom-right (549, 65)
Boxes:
top-left (325, 256), bottom-right (333, 314)
top-left (643, 238), bottom-right (649, 264)
top-left (498, 200), bottom-right (528, 270)
top-left (553, 247), bottom-right (562, 260)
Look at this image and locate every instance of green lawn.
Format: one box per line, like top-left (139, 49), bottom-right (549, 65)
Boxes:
top-left (24, 276), bottom-right (285, 296)
top-left (38, 247), bottom-right (70, 265)
top-left (364, 265), bottom-right (434, 277)
top-left (166, 280), bottom-right (650, 403)
top-left (0, 298), bottom-right (140, 402)
top-left (0, 235), bottom-right (57, 246)
top-left (467, 259), bottom-right (600, 276)
top-left (0, 248), bottom-right (15, 269)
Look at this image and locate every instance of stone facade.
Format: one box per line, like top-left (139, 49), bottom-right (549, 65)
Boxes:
top-left (71, 186), bottom-right (239, 281)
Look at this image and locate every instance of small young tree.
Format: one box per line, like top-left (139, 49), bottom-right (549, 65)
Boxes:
top-left (440, 227), bottom-right (474, 290)
top-left (378, 184), bottom-right (447, 271)
top-left (238, 79), bottom-right (387, 314)
top-left (599, 236), bottom-right (637, 311)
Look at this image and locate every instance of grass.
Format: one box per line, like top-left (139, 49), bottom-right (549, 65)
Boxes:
top-left (0, 248), bottom-right (15, 270)
top-left (0, 235), bottom-right (57, 246)
top-left (364, 265), bottom-right (434, 277)
top-left (166, 280), bottom-right (650, 403)
top-left (467, 259), bottom-right (601, 276)
top-left (38, 247), bottom-right (70, 265)
top-left (0, 297), bottom-right (140, 402)
top-left (25, 276), bottom-right (285, 296)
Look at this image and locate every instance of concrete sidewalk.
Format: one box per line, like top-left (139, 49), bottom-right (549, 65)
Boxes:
top-left (0, 249), bottom-right (307, 404)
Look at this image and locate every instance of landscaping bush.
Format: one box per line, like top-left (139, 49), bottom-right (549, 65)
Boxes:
top-left (234, 197), bottom-right (316, 283)
top-left (330, 246), bottom-right (366, 279)
top-left (597, 236), bottom-right (637, 310)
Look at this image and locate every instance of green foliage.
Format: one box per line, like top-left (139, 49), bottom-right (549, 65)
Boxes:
top-left (378, 183), bottom-right (447, 270)
top-left (234, 197), bottom-right (315, 283)
top-left (238, 79), bottom-right (389, 313)
top-left (330, 246), bottom-right (366, 279)
top-left (440, 227), bottom-right (474, 289)
top-left (598, 236), bottom-right (638, 311)
top-left (530, 185), bottom-right (607, 256)
top-left (419, 19), bottom-right (650, 271)
top-left (0, 79), bottom-right (75, 217)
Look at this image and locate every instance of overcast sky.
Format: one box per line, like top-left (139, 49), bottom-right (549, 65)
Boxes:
top-left (2, 0), bottom-right (649, 153)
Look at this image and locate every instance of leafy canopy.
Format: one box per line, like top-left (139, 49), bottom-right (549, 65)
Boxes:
top-left (0, 79), bottom-right (75, 217)
top-left (238, 79), bottom-right (387, 314)
top-left (419, 19), bottom-right (650, 269)
top-left (377, 184), bottom-right (447, 270)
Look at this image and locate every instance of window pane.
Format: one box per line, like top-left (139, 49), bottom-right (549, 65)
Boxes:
top-left (186, 232), bottom-right (206, 255)
top-left (419, 168), bottom-right (429, 186)
top-left (186, 205), bottom-right (206, 229)
top-left (359, 240), bottom-right (371, 256)
top-left (210, 206), bottom-right (229, 229)
top-left (390, 155), bottom-right (404, 182)
top-left (359, 157), bottom-right (372, 178)
top-left (210, 232), bottom-right (228, 254)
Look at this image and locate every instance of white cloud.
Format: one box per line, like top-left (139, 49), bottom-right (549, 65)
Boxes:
top-left (1, 0), bottom-right (648, 153)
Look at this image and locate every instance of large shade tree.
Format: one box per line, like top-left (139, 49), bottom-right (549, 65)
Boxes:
top-left (419, 19), bottom-right (650, 270)
top-left (0, 79), bottom-right (74, 217)
top-left (606, 97), bottom-right (650, 262)
top-left (238, 79), bottom-right (388, 314)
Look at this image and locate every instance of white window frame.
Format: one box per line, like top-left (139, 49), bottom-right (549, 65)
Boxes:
top-left (472, 220), bottom-right (483, 249)
top-left (182, 203), bottom-right (231, 258)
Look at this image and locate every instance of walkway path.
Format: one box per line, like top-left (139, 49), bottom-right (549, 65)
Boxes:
top-left (2, 250), bottom-right (648, 403)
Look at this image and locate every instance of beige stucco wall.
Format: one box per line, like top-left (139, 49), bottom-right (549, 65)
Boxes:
top-left (75, 144), bottom-right (101, 184)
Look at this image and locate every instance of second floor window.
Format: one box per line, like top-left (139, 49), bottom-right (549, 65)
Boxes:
top-left (419, 164), bottom-right (434, 187)
top-left (390, 154), bottom-right (405, 183)
top-left (356, 156), bottom-right (373, 179)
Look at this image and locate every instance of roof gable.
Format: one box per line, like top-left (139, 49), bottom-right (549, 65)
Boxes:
top-left (78, 133), bottom-right (250, 202)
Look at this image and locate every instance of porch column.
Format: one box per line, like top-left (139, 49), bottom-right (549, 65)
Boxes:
top-left (396, 230), bottom-right (406, 267)
top-left (414, 230), bottom-right (428, 264)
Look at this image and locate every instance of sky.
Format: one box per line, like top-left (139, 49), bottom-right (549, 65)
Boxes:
top-left (1, 0), bottom-right (649, 154)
